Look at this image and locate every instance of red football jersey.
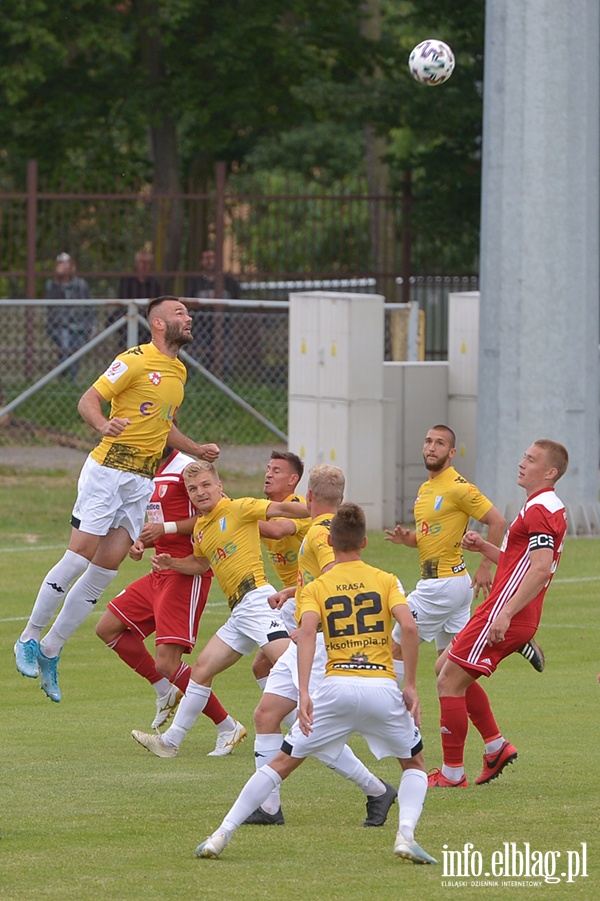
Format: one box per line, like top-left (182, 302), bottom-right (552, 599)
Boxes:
top-left (477, 488), bottom-right (567, 629)
top-left (145, 450), bottom-right (197, 557)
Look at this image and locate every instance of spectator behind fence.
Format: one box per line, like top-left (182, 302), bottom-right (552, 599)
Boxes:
top-left (186, 248), bottom-right (241, 375)
top-left (45, 253), bottom-right (94, 379)
top-left (107, 250), bottom-right (163, 347)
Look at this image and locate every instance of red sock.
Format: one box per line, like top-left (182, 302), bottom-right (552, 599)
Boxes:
top-left (203, 692), bottom-right (229, 726)
top-left (439, 695), bottom-right (469, 767)
top-left (110, 630), bottom-right (160, 684)
top-left (169, 661), bottom-right (192, 693)
top-left (466, 681), bottom-right (501, 744)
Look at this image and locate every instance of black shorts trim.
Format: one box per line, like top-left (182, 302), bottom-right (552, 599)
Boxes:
top-left (281, 739), bottom-right (293, 756)
top-left (70, 515), bottom-right (81, 529)
top-left (410, 738), bottom-right (424, 757)
top-left (266, 629), bottom-right (289, 643)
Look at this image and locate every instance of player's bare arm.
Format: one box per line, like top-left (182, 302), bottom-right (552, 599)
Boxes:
top-left (296, 611), bottom-right (319, 735)
top-left (139, 516), bottom-right (198, 546)
top-left (151, 552), bottom-right (211, 576)
top-left (265, 500), bottom-right (309, 520)
top-left (392, 603), bottom-right (421, 727)
top-left (384, 524), bottom-right (417, 548)
top-left (167, 422), bottom-right (220, 462)
top-left (487, 546), bottom-right (555, 645)
top-left (462, 530), bottom-right (501, 565)
top-left (259, 519), bottom-right (298, 540)
top-left (268, 586), bottom-right (296, 610)
top-left (77, 386), bottom-right (130, 437)
top-left (471, 505), bottom-right (507, 598)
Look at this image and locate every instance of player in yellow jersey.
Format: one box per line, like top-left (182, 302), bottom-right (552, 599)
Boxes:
top-left (131, 460), bottom-right (310, 758)
top-left (385, 425), bottom-right (544, 683)
top-left (196, 503), bottom-right (437, 864)
top-left (251, 451), bottom-right (310, 689)
top-left (245, 464), bottom-right (398, 829)
top-left (14, 296), bottom-right (219, 703)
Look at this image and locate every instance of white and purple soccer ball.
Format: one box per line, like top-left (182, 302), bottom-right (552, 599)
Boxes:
top-left (409, 39), bottom-right (455, 86)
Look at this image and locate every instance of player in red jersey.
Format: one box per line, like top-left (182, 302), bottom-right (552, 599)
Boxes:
top-left (428, 439), bottom-right (568, 788)
top-left (96, 446), bottom-right (245, 756)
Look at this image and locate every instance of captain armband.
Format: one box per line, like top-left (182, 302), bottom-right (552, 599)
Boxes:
top-left (529, 532), bottom-right (554, 550)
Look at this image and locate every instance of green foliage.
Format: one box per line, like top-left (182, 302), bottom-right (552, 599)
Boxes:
top-left (0, 0), bottom-right (485, 272)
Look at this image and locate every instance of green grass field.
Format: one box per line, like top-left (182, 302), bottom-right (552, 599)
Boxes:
top-left (1, 466), bottom-right (598, 901)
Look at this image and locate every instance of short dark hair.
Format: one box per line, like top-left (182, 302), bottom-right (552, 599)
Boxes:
top-left (270, 450), bottom-right (304, 480)
top-left (330, 503), bottom-right (366, 552)
top-left (430, 424), bottom-right (456, 448)
top-left (146, 295), bottom-right (182, 320)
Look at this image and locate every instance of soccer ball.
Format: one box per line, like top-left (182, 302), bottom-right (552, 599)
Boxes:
top-left (408, 39), bottom-right (455, 86)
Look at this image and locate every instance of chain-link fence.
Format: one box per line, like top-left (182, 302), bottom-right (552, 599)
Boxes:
top-left (0, 293), bottom-right (449, 451)
top-left (0, 298), bottom-right (291, 449)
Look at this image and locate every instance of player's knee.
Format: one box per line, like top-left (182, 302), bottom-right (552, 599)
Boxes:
top-left (95, 617), bottom-right (115, 643)
top-left (252, 651), bottom-right (272, 681)
top-left (253, 699), bottom-right (280, 733)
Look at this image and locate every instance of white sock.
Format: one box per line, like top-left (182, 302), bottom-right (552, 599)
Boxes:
top-left (22, 550), bottom-right (89, 640)
top-left (441, 764), bottom-right (465, 782)
top-left (162, 681), bottom-right (211, 748)
top-left (216, 715), bottom-right (236, 734)
top-left (485, 736), bottom-right (505, 754)
top-left (393, 659), bottom-right (405, 689)
top-left (327, 744), bottom-right (384, 796)
top-left (41, 563), bottom-right (118, 656)
top-left (221, 765), bottom-right (282, 834)
top-left (154, 678), bottom-right (172, 697)
top-left (398, 767), bottom-right (428, 843)
top-left (254, 733), bottom-right (283, 813)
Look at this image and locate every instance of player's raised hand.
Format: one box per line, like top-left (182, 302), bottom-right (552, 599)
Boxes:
top-left (462, 530), bottom-right (485, 552)
top-left (128, 538), bottom-right (145, 561)
top-left (151, 553), bottom-right (174, 572)
top-left (100, 417), bottom-right (130, 437)
top-left (199, 443), bottom-right (220, 462)
top-left (139, 521), bottom-right (165, 545)
top-left (385, 524), bottom-right (412, 545)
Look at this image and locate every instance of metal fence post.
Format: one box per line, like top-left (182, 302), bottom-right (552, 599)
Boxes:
top-left (25, 159), bottom-right (38, 377)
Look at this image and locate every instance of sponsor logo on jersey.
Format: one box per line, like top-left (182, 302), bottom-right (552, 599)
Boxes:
top-left (140, 401), bottom-right (154, 416)
top-left (417, 520), bottom-right (442, 535)
top-left (269, 550), bottom-right (298, 566)
top-left (104, 359), bottom-right (128, 382)
top-left (210, 541), bottom-right (237, 564)
top-left (149, 371), bottom-right (162, 386)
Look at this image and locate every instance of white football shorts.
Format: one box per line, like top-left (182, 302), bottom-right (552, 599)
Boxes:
top-left (263, 632), bottom-right (328, 702)
top-left (392, 573), bottom-right (473, 650)
top-left (286, 675), bottom-right (422, 764)
top-left (216, 584), bottom-right (289, 655)
top-left (71, 455), bottom-right (154, 541)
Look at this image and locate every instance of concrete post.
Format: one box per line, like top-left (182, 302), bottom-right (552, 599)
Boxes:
top-left (477, 0), bottom-right (600, 532)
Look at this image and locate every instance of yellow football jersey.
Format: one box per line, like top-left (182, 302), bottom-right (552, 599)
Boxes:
top-left (192, 496), bottom-right (271, 609)
top-left (298, 560), bottom-right (407, 679)
top-left (414, 466), bottom-right (493, 579)
top-left (90, 343), bottom-right (186, 478)
top-left (297, 513), bottom-right (336, 592)
top-left (261, 493), bottom-right (310, 588)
